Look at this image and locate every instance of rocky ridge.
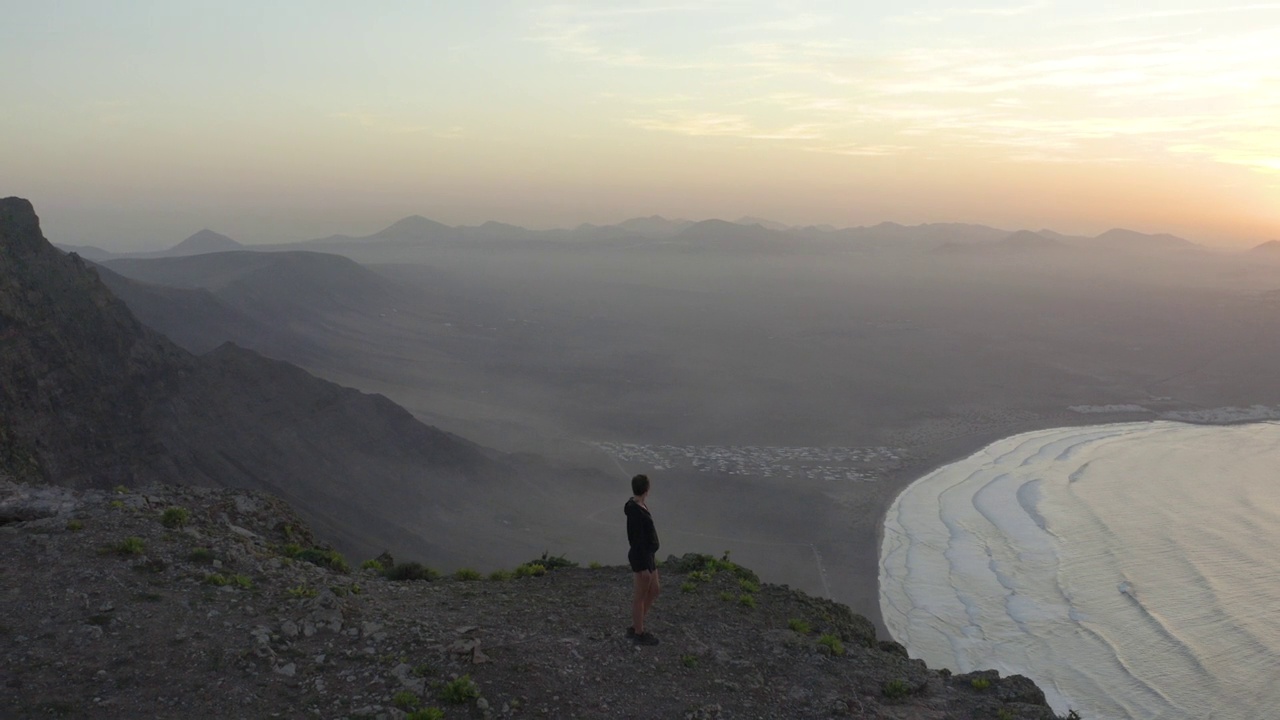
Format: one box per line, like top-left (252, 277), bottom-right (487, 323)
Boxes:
top-left (1, 480), bottom-right (1067, 720)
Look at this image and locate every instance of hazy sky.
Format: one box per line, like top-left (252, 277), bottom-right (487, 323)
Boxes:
top-left (3, 1), bottom-right (1278, 250)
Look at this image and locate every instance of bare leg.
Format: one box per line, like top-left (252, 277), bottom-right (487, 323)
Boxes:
top-left (633, 570), bottom-right (651, 633)
top-left (642, 568), bottom-right (661, 621)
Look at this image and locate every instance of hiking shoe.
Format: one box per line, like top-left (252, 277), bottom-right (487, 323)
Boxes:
top-left (625, 626), bottom-right (636, 638)
top-left (634, 632), bottom-right (659, 646)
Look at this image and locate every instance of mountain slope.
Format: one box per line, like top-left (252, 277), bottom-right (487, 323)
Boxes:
top-left (102, 250), bottom-right (398, 324)
top-left (0, 196), bottom-right (608, 569)
top-left (92, 263), bottom-right (285, 355)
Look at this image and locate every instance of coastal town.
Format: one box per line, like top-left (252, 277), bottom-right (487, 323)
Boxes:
top-left (593, 441), bottom-right (906, 483)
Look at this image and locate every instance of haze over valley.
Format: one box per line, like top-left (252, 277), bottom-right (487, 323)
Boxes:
top-left (86, 213), bottom-right (1280, 629)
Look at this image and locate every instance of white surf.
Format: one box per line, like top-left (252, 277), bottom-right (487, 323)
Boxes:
top-left (879, 421), bottom-right (1280, 719)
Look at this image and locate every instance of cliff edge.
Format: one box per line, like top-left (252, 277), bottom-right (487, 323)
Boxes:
top-left (1, 480), bottom-right (1067, 719)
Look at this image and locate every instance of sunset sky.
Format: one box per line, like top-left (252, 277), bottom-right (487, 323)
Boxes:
top-left (3, 1), bottom-right (1278, 250)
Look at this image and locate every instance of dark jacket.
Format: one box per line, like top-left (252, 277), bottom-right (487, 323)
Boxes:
top-left (625, 499), bottom-right (659, 554)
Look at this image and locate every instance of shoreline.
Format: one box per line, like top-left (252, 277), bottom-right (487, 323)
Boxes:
top-left (877, 419), bottom-right (1280, 719)
top-left (864, 410), bottom-right (1280, 637)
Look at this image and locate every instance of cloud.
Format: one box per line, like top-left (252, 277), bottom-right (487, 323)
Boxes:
top-left (629, 112), bottom-right (826, 140)
top-left (527, 2), bottom-right (1280, 171)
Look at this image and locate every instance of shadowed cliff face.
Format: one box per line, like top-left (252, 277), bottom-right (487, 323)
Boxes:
top-left (0, 197), bottom-right (193, 485)
top-left (0, 196), bottom-right (596, 569)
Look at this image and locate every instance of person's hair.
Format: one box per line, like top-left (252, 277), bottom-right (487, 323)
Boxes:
top-left (631, 474), bottom-right (650, 497)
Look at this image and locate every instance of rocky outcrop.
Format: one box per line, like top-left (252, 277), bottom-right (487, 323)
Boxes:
top-left (0, 480), bottom-right (1068, 720)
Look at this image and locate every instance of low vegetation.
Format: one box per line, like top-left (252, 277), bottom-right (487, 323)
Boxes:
top-left (188, 547), bottom-right (215, 564)
top-left (818, 633), bottom-right (845, 656)
top-left (113, 536), bottom-right (145, 555)
top-left (438, 675), bottom-right (480, 704)
top-left (160, 507), bottom-right (189, 528)
top-left (295, 547), bottom-right (349, 573)
top-left (513, 563), bottom-right (546, 578)
top-left (883, 678), bottom-right (911, 699)
top-left (392, 691), bottom-right (419, 710)
top-left (526, 551), bottom-right (576, 571)
top-left (383, 562), bottom-right (440, 582)
top-left (287, 584), bottom-right (319, 599)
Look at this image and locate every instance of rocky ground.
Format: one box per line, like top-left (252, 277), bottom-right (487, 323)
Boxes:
top-left (1, 480), bottom-right (1071, 719)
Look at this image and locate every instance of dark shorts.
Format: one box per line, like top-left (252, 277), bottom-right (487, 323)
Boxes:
top-left (628, 547), bottom-right (656, 573)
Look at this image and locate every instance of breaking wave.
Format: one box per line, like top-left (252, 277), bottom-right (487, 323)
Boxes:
top-left (880, 421), bottom-right (1280, 719)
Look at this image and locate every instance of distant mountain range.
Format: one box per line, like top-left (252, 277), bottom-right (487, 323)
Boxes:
top-left (0, 196), bottom-right (612, 569)
top-left (55, 228), bottom-right (245, 261)
top-left (59, 215), bottom-right (1243, 260)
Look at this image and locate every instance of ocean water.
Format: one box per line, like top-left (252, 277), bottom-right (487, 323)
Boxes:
top-left (879, 421), bottom-right (1280, 719)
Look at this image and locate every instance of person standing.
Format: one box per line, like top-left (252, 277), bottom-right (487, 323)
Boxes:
top-left (625, 474), bottom-right (661, 645)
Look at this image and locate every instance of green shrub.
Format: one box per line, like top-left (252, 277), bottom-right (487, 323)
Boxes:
top-left (513, 563), bottom-right (546, 578)
top-left (997, 709), bottom-right (1015, 720)
top-left (287, 584), bottom-right (318, 599)
top-left (488, 569), bottom-right (513, 581)
top-left (528, 551), bottom-right (577, 571)
top-left (680, 581), bottom-right (696, 593)
top-left (330, 583), bottom-right (361, 596)
top-left (204, 573), bottom-right (229, 587)
top-left (392, 691), bottom-right (420, 710)
top-left (109, 500), bottom-right (125, 510)
top-left (588, 561), bottom-right (602, 569)
top-left (66, 519), bottom-right (83, 532)
top-left (738, 578), bottom-right (759, 593)
top-left (281, 543), bottom-right (303, 558)
top-left (688, 569), bottom-right (714, 583)
top-left (439, 674), bottom-right (480, 704)
top-left (188, 547), bottom-right (215, 564)
top-left (361, 559), bottom-right (385, 571)
top-left (114, 485), bottom-right (129, 495)
top-left (883, 678), bottom-right (910, 699)
top-left (818, 633), bottom-right (845, 656)
top-left (788, 618), bottom-right (811, 634)
top-left (160, 507), bottom-right (190, 529)
top-left (296, 548), bottom-right (348, 572)
top-left (718, 591), bottom-right (734, 602)
top-left (230, 574), bottom-right (252, 589)
top-left (971, 677), bottom-right (991, 691)
top-left (739, 594), bottom-right (757, 608)
top-left (681, 654), bottom-right (698, 668)
top-left (114, 537), bottom-right (145, 555)
top-left (454, 568), bottom-right (482, 581)
top-left (406, 709), bottom-right (444, 720)
top-left (385, 562), bottom-right (440, 582)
